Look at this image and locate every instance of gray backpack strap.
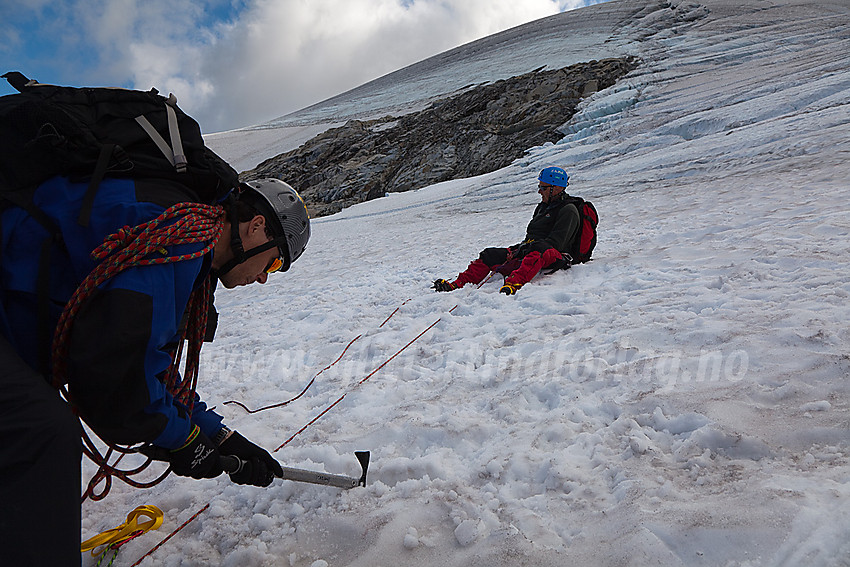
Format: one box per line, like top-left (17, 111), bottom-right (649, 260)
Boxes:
top-left (134, 94), bottom-right (187, 173)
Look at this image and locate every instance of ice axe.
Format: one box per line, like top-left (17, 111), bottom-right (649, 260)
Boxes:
top-left (142, 445), bottom-right (370, 489)
top-left (220, 451), bottom-right (370, 489)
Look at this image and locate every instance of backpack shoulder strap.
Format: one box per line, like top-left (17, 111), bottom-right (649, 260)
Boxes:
top-left (77, 143), bottom-right (117, 227)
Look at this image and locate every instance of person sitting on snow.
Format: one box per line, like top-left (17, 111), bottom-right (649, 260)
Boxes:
top-left (432, 166), bottom-right (579, 295)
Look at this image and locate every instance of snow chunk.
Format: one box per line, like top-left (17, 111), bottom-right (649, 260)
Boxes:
top-left (454, 520), bottom-right (479, 546)
top-left (644, 407), bottom-right (709, 435)
top-left (403, 527), bottom-right (421, 550)
top-left (800, 400), bottom-right (831, 412)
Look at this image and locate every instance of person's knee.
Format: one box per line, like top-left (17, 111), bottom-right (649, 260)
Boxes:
top-left (541, 247), bottom-right (563, 266)
top-left (479, 247), bottom-right (508, 266)
top-left (519, 250), bottom-right (542, 267)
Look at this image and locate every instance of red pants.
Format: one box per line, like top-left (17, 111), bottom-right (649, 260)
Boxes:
top-left (453, 246), bottom-right (563, 288)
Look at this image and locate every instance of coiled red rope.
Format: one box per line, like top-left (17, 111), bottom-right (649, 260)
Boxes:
top-left (50, 202), bottom-right (225, 501)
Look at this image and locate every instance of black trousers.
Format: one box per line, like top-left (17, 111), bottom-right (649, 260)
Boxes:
top-left (0, 335), bottom-right (81, 566)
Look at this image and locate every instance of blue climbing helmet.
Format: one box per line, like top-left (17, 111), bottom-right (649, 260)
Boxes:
top-left (538, 166), bottom-right (569, 188)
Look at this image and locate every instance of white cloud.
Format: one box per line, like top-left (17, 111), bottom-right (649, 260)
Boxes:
top-left (191, 0), bottom-right (577, 132)
top-left (4, 0), bottom-right (604, 132)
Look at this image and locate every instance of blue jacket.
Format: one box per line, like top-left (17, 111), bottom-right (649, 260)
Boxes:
top-left (0, 176), bottom-right (223, 449)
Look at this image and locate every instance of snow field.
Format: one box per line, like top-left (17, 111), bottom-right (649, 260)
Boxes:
top-left (83, 1), bottom-right (850, 565)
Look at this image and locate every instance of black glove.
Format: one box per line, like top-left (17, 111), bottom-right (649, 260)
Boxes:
top-left (169, 426), bottom-right (223, 479)
top-left (218, 430), bottom-right (283, 487)
top-left (511, 241), bottom-right (534, 259)
top-left (432, 279), bottom-right (458, 292)
top-left (544, 253), bottom-right (572, 275)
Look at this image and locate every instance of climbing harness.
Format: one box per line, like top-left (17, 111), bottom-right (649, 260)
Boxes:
top-left (51, 202), bottom-right (225, 501)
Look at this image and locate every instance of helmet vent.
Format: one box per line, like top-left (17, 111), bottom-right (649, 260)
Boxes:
top-left (241, 178), bottom-right (311, 265)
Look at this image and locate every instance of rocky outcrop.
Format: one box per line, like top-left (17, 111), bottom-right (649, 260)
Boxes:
top-left (243, 57), bottom-right (638, 216)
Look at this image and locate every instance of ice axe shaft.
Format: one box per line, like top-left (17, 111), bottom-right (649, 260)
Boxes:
top-left (220, 451), bottom-right (370, 490)
top-left (278, 465), bottom-right (358, 489)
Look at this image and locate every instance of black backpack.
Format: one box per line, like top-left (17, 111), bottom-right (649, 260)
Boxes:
top-left (562, 196), bottom-right (598, 264)
top-left (0, 71), bottom-right (238, 227)
top-left (0, 72), bottom-right (239, 371)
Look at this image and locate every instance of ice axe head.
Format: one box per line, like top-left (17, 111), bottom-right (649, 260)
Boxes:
top-left (355, 451), bottom-right (370, 487)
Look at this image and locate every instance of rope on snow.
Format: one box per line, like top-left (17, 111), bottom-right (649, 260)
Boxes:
top-left (272, 272), bottom-right (495, 452)
top-left (130, 504), bottom-right (211, 567)
top-left (223, 298), bottom-right (415, 414)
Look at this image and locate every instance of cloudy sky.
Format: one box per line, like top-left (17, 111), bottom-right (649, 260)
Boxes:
top-left (1, 0), bottom-right (608, 133)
